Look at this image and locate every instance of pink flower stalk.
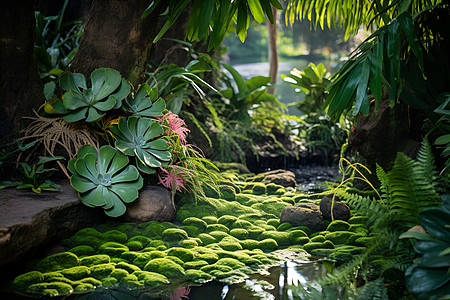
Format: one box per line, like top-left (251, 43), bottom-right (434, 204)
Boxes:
top-left (160, 112), bottom-right (190, 144)
top-left (158, 167), bottom-right (186, 192)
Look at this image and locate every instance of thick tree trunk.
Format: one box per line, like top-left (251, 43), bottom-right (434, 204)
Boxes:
top-left (267, 5), bottom-right (279, 95)
top-left (68, 0), bottom-right (164, 86)
top-left (0, 0), bottom-right (45, 137)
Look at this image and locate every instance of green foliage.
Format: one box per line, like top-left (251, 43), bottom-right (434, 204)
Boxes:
top-left (68, 145), bottom-right (143, 217)
top-left (109, 116), bottom-right (171, 174)
top-left (121, 84), bottom-right (166, 117)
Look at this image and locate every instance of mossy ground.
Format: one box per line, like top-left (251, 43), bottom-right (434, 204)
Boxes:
top-left (12, 171), bottom-right (372, 297)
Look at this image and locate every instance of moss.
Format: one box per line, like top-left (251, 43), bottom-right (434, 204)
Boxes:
top-left (259, 239), bottom-right (278, 251)
top-left (12, 271), bottom-right (44, 290)
top-left (266, 219), bottom-right (280, 227)
top-left (27, 282), bottom-right (73, 296)
top-left (182, 217), bottom-right (208, 231)
top-left (219, 185), bottom-right (237, 201)
top-left (73, 283), bottom-right (94, 293)
top-left (251, 199), bottom-right (288, 216)
top-left (79, 254), bottom-right (110, 267)
top-left (348, 224), bottom-right (369, 234)
top-left (77, 277), bottom-right (102, 286)
top-left (125, 241), bottom-right (144, 251)
top-left (229, 228), bottom-right (249, 240)
top-left (197, 233), bottom-right (217, 245)
top-left (303, 240), bottom-right (334, 252)
top-left (216, 258), bottom-right (245, 269)
top-left (111, 257), bottom-right (127, 264)
top-left (329, 251), bottom-right (353, 261)
top-left (183, 260), bottom-right (209, 269)
top-left (335, 245), bottom-right (365, 255)
top-left (161, 228), bottom-right (188, 242)
top-left (200, 264), bottom-right (233, 273)
top-left (89, 263), bottom-right (115, 279)
top-left (231, 219), bottom-right (255, 230)
top-left (67, 245), bottom-right (95, 257)
top-left (103, 230), bottom-right (127, 243)
top-left (165, 256), bottom-right (184, 266)
top-left (287, 226), bottom-right (311, 236)
top-left (260, 231), bottom-right (291, 246)
top-left (251, 183), bottom-right (267, 195)
top-left (62, 228), bottom-right (103, 248)
top-left (115, 261), bottom-right (141, 273)
top-left (310, 235), bottom-right (326, 243)
top-left (110, 268), bottom-right (129, 280)
top-left (260, 224), bottom-right (277, 231)
top-left (180, 225), bottom-right (200, 236)
top-left (144, 221), bottom-right (166, 237)
top-left (133, 251), bottom-right (166, 268)
top-left (196, 253), bottom-right (219, 264)
top-left (35, 252), bottom-right (79, 272)
top-left (148, 239), bottom-right (167, 248)
top-left (134, 270), bottom-right (169, 287)
top-left (59, 266), bottom-right (90, 280)
top-left (266, 183), bottom-right (284, 194)
top-left (354, 236), bottom-right (376, 247)
top-left (166, 247), bottom-right (195, 262)
top-left (239, 239), bottom-right (259, 250)
top-left (288, 230), bottom-right (308, 243)
top-left (277, 222), bottom-right (292, 231)
top-left (181, 239), bottom-right (199, 249)
top-left (247, 228), bottom-right (264, 239)
top-left (42, 271), bottom-right (64, 281)
top-left (217, 215), bottom-right (238, 227)
top-left (144, 258), bottom-right (185, 277)
top-left (120, 274), bottom-right (144, 289)
top-left (120, 251), bottom-right (141, 262)
top-left (348, 216), bottom-right (368, 225)
top-left (206, 223), bottom-right (230, 234)
top-left (202, 216), bottom-right (218, 224)
top-left (235, 194), bottom-right (252, 205)
top-left (251, 254), bottom-right (273, 264)
top-left (310, 248), bottom-right (335, 256)
top-left (100, 276), bottom-right (117, 288)
top-left (325, 231), bottom-right (355, 245)
top-left (98, 242), bottom-right (129, 256)
top-left (185, 269), bottom-right (213, 283)
top-left (219, 238), bottom-right (243, 251)
top-left (209, 231), bottom-right (230, 241)
top-left (128, 235), bottom-right (151, 246)
top-left (326, 220), bottom-right (351, 232)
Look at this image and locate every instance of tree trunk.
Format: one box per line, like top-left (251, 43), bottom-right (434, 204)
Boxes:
top-left (0, 0), bottom-right (45, 137)
top-left (267, 5), bottom-right (279, 95)
top-left (68, 0), bottom-right (164, 86)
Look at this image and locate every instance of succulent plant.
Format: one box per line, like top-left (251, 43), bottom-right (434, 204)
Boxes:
top-left (122, 84), bottom-right (166, 117)
top-left (68, 145), bottom-right (143, 217)
top-left (109, 116), bottom-right (171, 174)
top-left (52, 68), bottom-right (131, 122)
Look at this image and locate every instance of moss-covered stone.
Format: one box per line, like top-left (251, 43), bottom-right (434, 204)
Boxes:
top-left (12, 271), bottom-right (44, 290)
top-left (217, 215), bottom-right (238, 227)
top-left (120, 274), bottom-right (143, 289)
top-left (354, 236), bottom-right (376, 247)
top-left (229, 228), bottom-right (249, 240)
top-left (326, 220), bottom-right (350, 232)
top-left (310, 235), bottom-right (326, 243)
top-left (103, 230), bottom-right (127, 243)
top-left (247, 228), bottom-right (265, 239)
top-left (59, 266), bottom-right (90, 280)
top-left (200, 264), bottom-right (233, 274)
top-left (125, 241), bottom-right (144, 251)
top-left (98, 242), bottom-right (129, 256)
top-left (219, 185), bottom-right (237, 201)
top-left (180, 225), bottom-right (200, 236)
top-left (165, 255), bottom-right (184, 265)
top-left (183, 260), bottom-right (209, 269)
top-left (348, 224), bottom-right (369, 234)
top-left (206, 223), bottom-right (230, 234)
top-left (185, 269), bottom-right (213, 283)
top-left (235, 194), bottom-right (252, 205)
top-left (62, 228), bottom-right (103, 248)
top-left (231, 219), bottom-right (255, 230)
top-left (329, 250), bottom-right (353, 261)
top-left (266, 218), bottom-right (280, 227)
top-left (197, 233), bottom-right (217, 245)
top-left (182, 217), bottom-right (208, 231)
top-left (35, 252), bottom-right (79, 272)
top-left (161, 228), bottom-right (188, 242)
top-left (216, 258), bottom-right (245, 269)
top-left (27, 282), bottom-right (73, 296)
top-left (239, 239), bottom-right (259, 250)
top-left (209, 231), bottom-right (230, 241)
top-left (251, 254), bottom-right (273, 264)
top-left (89, 263), bottom-right (115, 279)
top-left (266, 183), bottom-right (284, 194)
top-left (324, 231), bottom-right (355, 245)
top-left (132, 251), bottom-right (166, 268)
top-left (101, 276), bottom-right (118, 288)
top-left (310, 248), bottom-right (335, 256)
top-left (144, 221), bottom-right (166, 237)
top-left (134, 270), bottom-right (169, 287)
top-left (67, 245), bottom-right (95, 257)
top-left (288, 230), bottom-right (308, 243)
top-left (42, 271), bottom-right (64, 281)
top-left (148, 239), bottom-right (167, 248)
top-left (252, 183), bottom-right (267, 195)
top-left (348, 216), bottom-right (368, 225)
top-left (202, 216), bottom-right (218, 224)
top-left (219, 238), bottom-right (243, 251)
top-left (196, 253), bottom-right (219, 264)
top-left (259, 231), bottom-right (291, 246)
top-left (76, 277), bottom-right (102, 286)
top-left (251, 199), bottom-right (288, 216)
top-left (181, 239), bottom-right (199, 249)
top-left (287, 226), bottom-right (311, 235)
top-left (167, 247), bottom-right (195, 262)
top-left (277, 222), bottom-right (292, 231)
top-left (144, 258), bottom-right (185, 278)
top-left (259, 239), bottom-right (278, 251)
top-left (79, 254), bottom-right (111, 267)
top-left (303, 240), bottom-right (334, 252)
top-left (115, 261), bottom-right (141, 273)
top-left (110, 268), bottom-right (129, 280)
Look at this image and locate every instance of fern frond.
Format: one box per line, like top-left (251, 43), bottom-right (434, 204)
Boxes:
top-left (416, 137), bottom-right (438, 185)
top-left (183, 111), bottom-right (212, 148)
top-left (356, 278), bottom-right (389, 300)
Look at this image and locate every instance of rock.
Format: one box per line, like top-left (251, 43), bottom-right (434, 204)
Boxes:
top-left (280, 204), bottom-right (324, 233)
top-left (261, 170), bottom-right (296, 187)
top-left (319, 195), bottom-right (351, 221)
top-left (0, 181), bottom-right (105, 268)
top-left (123, 186), bottom-right (175, 223)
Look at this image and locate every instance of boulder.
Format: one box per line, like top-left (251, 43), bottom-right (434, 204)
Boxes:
top-left (261, 170), bottom-right (296, 187)
top-left (123, 186), bottom-right (175, 223)
top-left (320, 195), bottom-right (351, 221)
top-left (280, 203), bottom-right (324, 233)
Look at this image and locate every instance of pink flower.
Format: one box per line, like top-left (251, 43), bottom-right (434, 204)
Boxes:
top-left (160, 112), bottom-right (190, 144)
top-left (158, 167), bottom-right (186, 192)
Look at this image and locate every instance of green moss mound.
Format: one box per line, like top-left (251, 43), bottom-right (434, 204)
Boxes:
top-left (325, 231), bottom-right (355, 245)
top-left (144, 258), bottom-right (185, 278)
top-left (12, 271), bottom-right (44, 290)
top-left (182, 217), bottom-right (208, 231)
top-left (98, 242), bottom-right (129, 256)
top-left (68, 245), bottom-right (95, 256)
top-left (206, 223), bottom-right (230, 233)
top-left (34, 252), bottom-right (79, 272)
top-left (217, 215), bottom-right (238, 227)
top-left (259, 231), bottom-right (291, 246)
top-left (59, 266), bottom-right (90, 280)
top-left (303, 240), bottom-right (334, 252)
top-left (79, 254), bottom-right (111, 267)
top-left (167, 247), bottom-right (195, 262)
top-left (185, 269), bottom-right (214, 283)
top-left (259, 239), bottom-right (278, 251)
top-left (326, 220), bottom-right (350, 232)
top-left (277, 222), bottom-right (292, 231)
top-left (161, 228), bottom-right (188, 242)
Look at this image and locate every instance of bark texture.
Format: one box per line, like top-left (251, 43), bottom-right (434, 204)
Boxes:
top-left (0, 0), bottom-right (45, 137)
top-left (267, 5), bottom-right (279, 94)
top-left (68, 0), bottom-right (164, 86)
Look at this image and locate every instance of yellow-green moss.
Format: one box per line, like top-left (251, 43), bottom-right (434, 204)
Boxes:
top-left (125, 241), bottom-right (144, 251)
top-left (103, 230), bottom-right (127, 243)
top-left (197, 233), bottom-right (217, 245)
top-left (287, 226), bottom-right (311, 235)
top-left (310, 248), bottom-right (335, 256)
top-left (200, 264), bottom-right (233, 274)
top-left (311, 235), bottom-right (326, 243)
top-left (79, 254), bottom-right (111, 267)
top-left (288, 230), bottom-right (308, 243)
top-left (266, 218), bottom-right (280, 227)
top-left (248, 228), bottom-right (265, 239)
top-left (266, 183), bottom-right (284, 194)
top-left (101, 276), bottom-right (118, 288)
top-left (277, 222), bottom-right (292, 231)
top-left (98, 241), bottom-right (129, 257)
top-left (354, 236), bottom-right (376, 247)
top-left (326, 220), bottom-right (350, 232)
top-left (115, 261), bottom-right (141, 273)
top-left (76, 277), bottom-right (102, 286)
top-left (202, 216), bottom-right (218, 224)
top-left (134, 270), bottom-right (169, 287)
top-left (251, 200), bottom-right (288, 216)
top-left (182, 217), bottom-right (208, 231)
top-left (161, 228), bottom-right (188, 242)
top-left (229, 228), bottom-right (249, 240)
top-left (143, 221), bottom-right (166, 237)
top-left (59, 266), bottom-right (90, 280)
top-left (110, 268), bottom-right (129, 280)
top-left (42, 271), bottom-right (64, 281)
top-left (325, 231), bottom-right (355, 245)
top-left (120, 274), bottom-right (144, 289)
top-left (259, 231), bottom-right (291, 246)
top-left (181, 239), bottom-right (199, 248)
top-left (89, 263), bottom-right (115, 279)
top-left (348, 216), bottom-right (368, 224)
top-left (67, 245), bottom-right (95, 256)
top-left (219, 238), bottom-right (243, 251)
top-left (35, 252), bottom-right (79, 272)
top-left (180, 225), bottom-right (200, 236)
top-left (27, 282), bottom-right (73, 296)
top-left (133, 251), bottom-right (166, 268)
top-left (251, 183), bottom-right (267, 195)
top-left (195, 253), bottom-right (219, 264)
top-left (216, 258), bottom-right (245, 269)
top-left (73, 283), bottom-right (94, 292)
top-left (259, 239), bottom-right (278, 251)
top-left (217, 215), bottom-right (238, 227)
top-left (143, 258), bottom-right (185, 278)
top-left (219, 185), bottom-right (237, 201)
top-left (12, 271), bottom-right (44, 290)
top-left (185, 269), bottom-right (213, 283)
top-left (166, 247), bottom-right (195, 262)
top-left (239, 239), bottom-right (259, 250)
top-left (209, 231), bottom-right (230, 241)
top-left (231, 219), bottom-right (255, 230)
top-left (206, 223), bottom-right (230, 234)
top-left (303, 240), bottom-right (334, 252)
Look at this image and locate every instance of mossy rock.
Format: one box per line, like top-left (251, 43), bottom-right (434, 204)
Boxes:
top-left (144, 258), bottom-right (185, 278)
top-left (230, 228), bottom-right (249, 240)
top-left (111, 257), bottom-right (128, 264)
top-left (354, 236), bottom-right (376, 247)
top-left (247, 228), bottom-right (265, 239)
top-left (166, 255), bottom-right (185, 266)
top-left (103, 230), bottom-right (127, 243)
top-left (287, 226), bottom-right (311, 236)
top-left (27, 282), bottom-right (73, 296)
top-left (197, 233), bottom-right (217, 245)
top-left (35, 252), bottom-right (79, 272)
top-left (128, 235), bottom-right (151, 245)
top-left (12, 271), bottom-right (44, 290)
top-left (348, 216), bottom-right (369, 225)
top-left (76, 277), bottom-right (102, 287)
top-left (42, 272), bottom-right (64, 281)
top-left (200, 264), bottom-right (233, 274)
top-left (251, 200), bottom-right (289, 216)
top-left (235, 194), bottom-right (252, 205)
top-left (206, 224), bottom-right (230, 234)
top-left (183, 260), bottom-right (209, 270)
top-left (259, 239), bottom-right (278, 251)
top-left (329, 251), bottom-right (353, 261)
top-left (310, 248), bottom-right (335, 256)
top-left (277, 222), bottom-right (292, 231)
top-left (292, 236), bottom-right (310, 245)
top-left (73, 283), bottom-right (94, 293)
top-left (252, 183), bottom-right (267, 195)
top-left (348, 224), bottom-right (369, 234)
top-left (180, 225), bottom-right (200, 237)
top-left (101, 276), bottom-right (118, 288)
top-left (148, 239), bottom-right (168, 248)
top-left (121, 251), bottom-right (142, 262)
top-left (239, 239), bottom-right (259, 250)
top-left (216, 258), bottom-right (245, 269)
top-left (310, 235), bottom-right (326, 243)
top-left (266, 183), bottom-right (284, 194)
top-left (303, 240), bottom-right (334, 252)
top-left (217, 215), bottom-right (238, 227)
top-left (202, 216), bottom-right (218, 224)
top-left (110, 269), bottom-right (130, 281)
top-left (60, 266), bottom-right (90, 280)
top-left (125, 241), bottom-right (144, 251)
top-left (98, 242), bottom-right (129, 256)
top-left (196, 253), bottom-right (219, 264)
top-left (219, 239), bottom-right (243, 251)
top-left (62, 228), bottom-right (104, 249)
top-left (259, 231), bottom-right (291, 246)
top-left (67, 245), bottom-right (95, 257)
top-left (251, 254), bottom-right (273, 264)
top-left (231, 219), bottom-right (255, 230)
top-left (134, 270), bottom-right (169, 287)
top-left (181, 239), bottom-right (199, 249)
top-left (79, 254), bottom-right (111, 267)
top-left (182, 217), bottom-right (208, 231)
top-left (209, 231), bottom-right (230, 241)
top-left (115, 261), bottom-right (141, 273)
top-left (185, 269), bottom-right (213, 283)
top-left (326, 220), bottom-right (350, 232)
top-left (288, 230), bottom-right (308, 243)
top-left (266, 219), bottom-right (280, 227)
top-left (219, 185), bottom-right (237, 201)
top-left (167, 248), bottom-right (195, 262)
top-left (144, 221), bottom-right (166, 237)
top-left (120, 274), bottom-right (143, 289)
top-left (161, 228), bottom-right (188, 242)
top-left (89, 263), bottom-right (115, 279)
top-left (334, 245), bottom-right (365, 255)
top-left (324, 231), bottom-right (355, 245)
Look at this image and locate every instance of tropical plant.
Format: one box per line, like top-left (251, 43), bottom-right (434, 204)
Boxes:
top-left (399, 196), bottom-right (450, 300)
top-left (121, 83), bottom-right (166, 117)
top-left (52, 68), bottom-right (131, 122)
top-left (68, 145), bottom-right (143, 217)
top-left (109, 116), bottom-right (171, 174)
